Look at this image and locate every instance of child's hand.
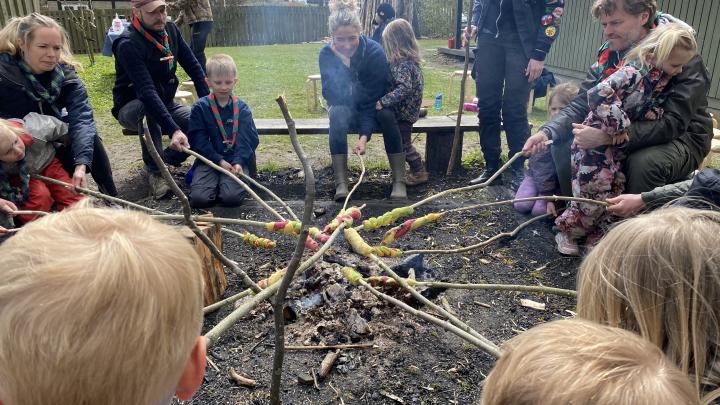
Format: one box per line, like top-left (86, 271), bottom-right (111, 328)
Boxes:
top-left (644, 110), bottom-right (657, 120)
top-left (375, 101), bottom-right (383, 111)
top-left (353, 136), bottom-right (368, 156)
top-left (546, 201), bottom-right (557, 217)
top-left (612, 133), bottom-right (629, 145)
top-left (232, 164), bottom-right (243, 176)
top-left (0, 198), bottom-right (17, 215)
top-left (219, 160), bottom-right (233, 172)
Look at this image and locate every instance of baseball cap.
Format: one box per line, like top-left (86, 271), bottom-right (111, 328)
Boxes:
top-left (131, 0), bottom-right (167, 12)
top-left (376, 3), bottom-right (395, 20)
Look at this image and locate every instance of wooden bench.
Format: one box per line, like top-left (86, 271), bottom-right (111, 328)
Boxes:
top-left (123, 115), bottom-right (479, 175)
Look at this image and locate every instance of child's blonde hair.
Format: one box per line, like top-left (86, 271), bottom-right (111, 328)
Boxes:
top-left (577, 207), bottom-right (720, 403)
top-left (0, 204), bottom-right (205, 405)
top-left (0, 118), bottom-right (26, 143)
top-left (547, 82), bottom-right (579, 109)
top-left (382, 18), bottom-right (421, 65)
top-left (480, 318), bottom-right (699, 405)
top-left (205, 53), bottom-right (237, 79)
top-left (625, 22), bottom-right (697, 70)
top-left (0, 12), bottom-right (80, 70)
top-left (328, 0), bottom-right (361, 35)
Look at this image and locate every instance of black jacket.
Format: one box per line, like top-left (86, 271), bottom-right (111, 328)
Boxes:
top-left (0, 53), bottom-right (95, 169)
top-left (111, 21), bottom-right (209, 134)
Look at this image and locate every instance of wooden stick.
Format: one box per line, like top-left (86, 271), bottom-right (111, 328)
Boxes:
top-left (32, 174), bottom-right (163, 214)
top-left (204, 222), bottom-right (348, 348)
top-left (413, 281), bottom-right (576, 298)
top-left (12, 210), bottom-right (48, 217)
top-left (446, 34), bottom-right (472, 175)
top-left (151, 214), bottom-right (268, 228)
top-left (342, 152), bottom-right (366, 212)
top-left (141, 121), bottom-right (261, 293)
top-left (283, 343), bottom-right (377, 350)
top-left (270, 95), bottom-right (316, 405)
top-left (182, 148), bottom-right (292, 221)
top-left (446, 195), bottom-right (609, 215)
top-left (405, 214), bottom-right (548, 255)
top-left (181, 147), bottom-right (284, 221)
top-left (203, 289), bottom-right (254, 314)
top-left (370, 254), bottom-right (499, 351)
top-left (356, 277), bottom-right (502, 357)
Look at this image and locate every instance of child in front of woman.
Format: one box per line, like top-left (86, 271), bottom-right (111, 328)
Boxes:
top-left (514, 83), bottom-right (579, 217)
top-left (0, 113), bottom-right (83, 227)
top-left (377, 18), bottom-right (428, 186)
top-left (555, 23), bottom-right (697, 255)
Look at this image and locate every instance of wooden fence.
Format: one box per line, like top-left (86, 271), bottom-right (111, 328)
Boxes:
top-left (0, 0), bottom-right (41, 26)
top-left (415, 0), bottom-right (470, 38)
top-left (545, 0), bottom-right (720, 112)
top-left (43, 5), bottom-right (329, 54)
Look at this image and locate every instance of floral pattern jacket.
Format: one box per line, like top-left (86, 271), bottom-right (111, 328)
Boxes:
top-left (380, 60), bottom-right (423, 124)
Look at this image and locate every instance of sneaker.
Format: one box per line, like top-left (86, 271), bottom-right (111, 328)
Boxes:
top-left (555, 233), bottom-right (580, 256)
top-left (147, 171), bottom-right (172, 200)
top-left (406, 171), bottom-right (429, 186)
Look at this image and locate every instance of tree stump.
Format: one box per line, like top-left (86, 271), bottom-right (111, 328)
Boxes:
top-left (425, 129), bottom-right (463, 175)
top-left (179, 218), bottom-right (228, 306)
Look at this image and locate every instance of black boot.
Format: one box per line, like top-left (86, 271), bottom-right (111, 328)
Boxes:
top-left (508, 166), bottom-right (526, 191)
top-left (470, 165), bottom-right (502, 185)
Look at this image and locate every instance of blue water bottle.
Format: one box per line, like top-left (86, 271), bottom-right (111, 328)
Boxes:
top-left (434, 93), bottom-right (443, 111)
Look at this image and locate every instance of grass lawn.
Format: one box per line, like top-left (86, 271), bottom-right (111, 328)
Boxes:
top-left (75, 39), bottom-right (553, 172)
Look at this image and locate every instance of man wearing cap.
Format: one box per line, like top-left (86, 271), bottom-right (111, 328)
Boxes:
top-left (111, 0), bottom-right (209, 199)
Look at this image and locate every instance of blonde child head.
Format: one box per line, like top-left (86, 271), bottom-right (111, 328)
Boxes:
top-left (205, 53), bottom-right (237, 80)
top-left (0, 204), bottom-right (206, 405)
top-left (480, 318), bottom-right (699, 405)
top-left (0, 12), bottom-right (79, 69)
top-left (577, 207), bottom-right (720, 402)
top-left (547, 82), bottom-right (579, 119)
top-left (0, 118), bottom-right (27, 163)
top-left (625, 22), bottom-right (697, 75)
top-left (382, 18), bottom-right (422, 65)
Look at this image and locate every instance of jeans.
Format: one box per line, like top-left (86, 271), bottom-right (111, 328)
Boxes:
top-left (116, 99), bottom-right (190, 174)
top-left (190, 21), bottom-right (213, 73)
top-left (328, 105), bottom-right (403, 155)
top-left (473, 32), bottom-right (531, 169)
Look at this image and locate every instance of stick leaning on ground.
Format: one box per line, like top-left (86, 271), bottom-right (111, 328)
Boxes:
top-left (446, 28), bottom-right (472, 176)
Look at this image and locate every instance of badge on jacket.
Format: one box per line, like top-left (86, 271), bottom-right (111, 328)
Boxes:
top-left (545, 26), bottom-right (557, 37)
top-left (541, 15), bottom-right (554, 26)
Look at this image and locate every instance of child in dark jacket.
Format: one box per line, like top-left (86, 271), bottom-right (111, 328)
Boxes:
top-left (371, 3), bottom-right (395, 44)
top-left (378, 18), bottom-right (428, 186)
top-left (187, 54), bottom-right (259, 208)
top-left (514, 83), bottom-right (578, 216)
top-left (0, 113), bottom-right (83, 226)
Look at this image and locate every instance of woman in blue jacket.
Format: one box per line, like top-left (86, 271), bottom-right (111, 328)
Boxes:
top-left (0, 13), bottom-right (116, 196)
top-left (319, 0), bottom-right (405, 201)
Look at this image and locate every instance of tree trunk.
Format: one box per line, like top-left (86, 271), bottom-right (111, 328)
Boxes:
top-left (360, 0), bottom-right (415, 37)
top-left (179, 217), bottom-right (228, 306)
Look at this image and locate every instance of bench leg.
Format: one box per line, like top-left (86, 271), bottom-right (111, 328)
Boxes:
top-left (425, 129), bottom-right (463, 175)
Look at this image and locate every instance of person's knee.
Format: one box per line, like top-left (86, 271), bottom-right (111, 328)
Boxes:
top-left (219, 190), bottom-right (245, 207)
top-left (376, 108), bottom-right (396, 126)
top-left (329, 106), bottom-right (352, 129)
top-left (189, 188), bottom-right (215, 208)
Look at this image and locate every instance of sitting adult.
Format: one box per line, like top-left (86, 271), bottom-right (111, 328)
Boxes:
top-left (112, 0), bottom-right (209, 199)
top-left (523, 0), bottom-right (712, 196)
top-left (319, 0), bottom-right (406, 201)
top-left (0, 13), bottom-right (117, 196)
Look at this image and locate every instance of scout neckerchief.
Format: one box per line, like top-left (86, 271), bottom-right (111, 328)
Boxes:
top-left (16, 58), bottom-right (64, 116)
top-left (132, 15), bottom-right (175, 71)
top-left (208, 93), bottom-right (240, 152)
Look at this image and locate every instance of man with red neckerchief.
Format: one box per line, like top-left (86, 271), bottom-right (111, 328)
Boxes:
top-left (523, 0), bottom-right (712, 197)
top-left (111, 0), bottom-right (209, 199)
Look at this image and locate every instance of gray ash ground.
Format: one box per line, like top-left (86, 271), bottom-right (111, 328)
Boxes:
top-left (121, 165), bottom-right (580, 404)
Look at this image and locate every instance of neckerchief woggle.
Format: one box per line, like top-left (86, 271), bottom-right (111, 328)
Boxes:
top-left (208, 93), bottom-right (240, 152)
top-left (132, 16), bottom-right (175, 71)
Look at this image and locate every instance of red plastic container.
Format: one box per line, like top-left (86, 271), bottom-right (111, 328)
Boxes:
top-left (448, 36), bottom-right (455, 49)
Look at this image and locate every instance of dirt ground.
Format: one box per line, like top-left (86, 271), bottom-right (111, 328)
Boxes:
top-left (115, 162), bottom-right (580, 405)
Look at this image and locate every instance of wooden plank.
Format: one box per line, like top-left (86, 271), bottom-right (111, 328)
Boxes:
top-left (252, 115), bottom-right (477, 135)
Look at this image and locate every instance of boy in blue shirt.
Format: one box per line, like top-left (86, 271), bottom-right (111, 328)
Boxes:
top-left (187, 54), bottom-right (259, 208)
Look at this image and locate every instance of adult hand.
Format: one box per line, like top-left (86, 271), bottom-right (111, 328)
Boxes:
top-left (526, 59), bottom-right (544, 83)
top-left (606, 194), bottom-right (645, 217)
top-left (547, 201), bottom-right (557, 217)
top-left (0, 198), bottom-right (17, 215)
top-left (572, 123), bottom-right (611, 149)
top-left (72, 165), bottom-right (88, 190)
top-left (330, 42), bottom-right (351, 67)
top-left (232, 164), bottom-right (244, 176)
top-left (375, 101), bottom-right (383, 111)
top-left (522, 131), bottom-right (549, 156)
top-left (170, 130), bottom-right (190, 151)
top-left (353, 136), bottom-right (368, 156)
top-left (462, 25), bottom-right (477, 47)
top-left (219, 159), bottom-right (233, 172)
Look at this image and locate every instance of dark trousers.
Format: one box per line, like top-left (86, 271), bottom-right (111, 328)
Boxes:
top-left (551, 137), bottom-right (698, 195)
top-left (56, 134), bottom-right (118, 196)
top-left (473, 33), bottom-right (531, 169)
top-left (399, 120), bottom-right (423, 172)
top-left (190, 21), bottom-right (213, 73)
top-left (189, 163), bottom-right (246, 208)
top-left (116, 99), bottom-right (190, 174)
top-left (327, 106), bottom-right (403, 155)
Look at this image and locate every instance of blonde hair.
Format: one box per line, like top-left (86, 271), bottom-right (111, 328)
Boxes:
top-left (0, 204), bottom-right (205, 405)
top-left (577, 207), bottom-right (720, 403)
top-left (0, 118), bottom-right (26, 143)
top-left (625, 23), bottom-right (697, 70)
top-left (205, 53), bottom-right (237, 79)
top-left (0, 12), bottom-right (80, 70)
top-left (480, 319), bottom-right (699, 405)
top-left (328, 0), bottom-right (361, 35)
top-left (547, 82), bottom-right (579, 109)
top-left (382, 18), bottom-right (421, 65)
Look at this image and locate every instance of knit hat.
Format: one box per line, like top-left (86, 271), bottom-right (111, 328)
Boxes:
top-left (376, 3), bottom-right (395, 21)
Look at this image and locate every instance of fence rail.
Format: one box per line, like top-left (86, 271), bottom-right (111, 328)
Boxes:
top-left (0, 0), bottom-right (41, 26)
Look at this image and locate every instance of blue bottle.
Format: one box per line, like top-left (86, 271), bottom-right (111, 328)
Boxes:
top-left (434, 93), bottom-right (443, 111)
